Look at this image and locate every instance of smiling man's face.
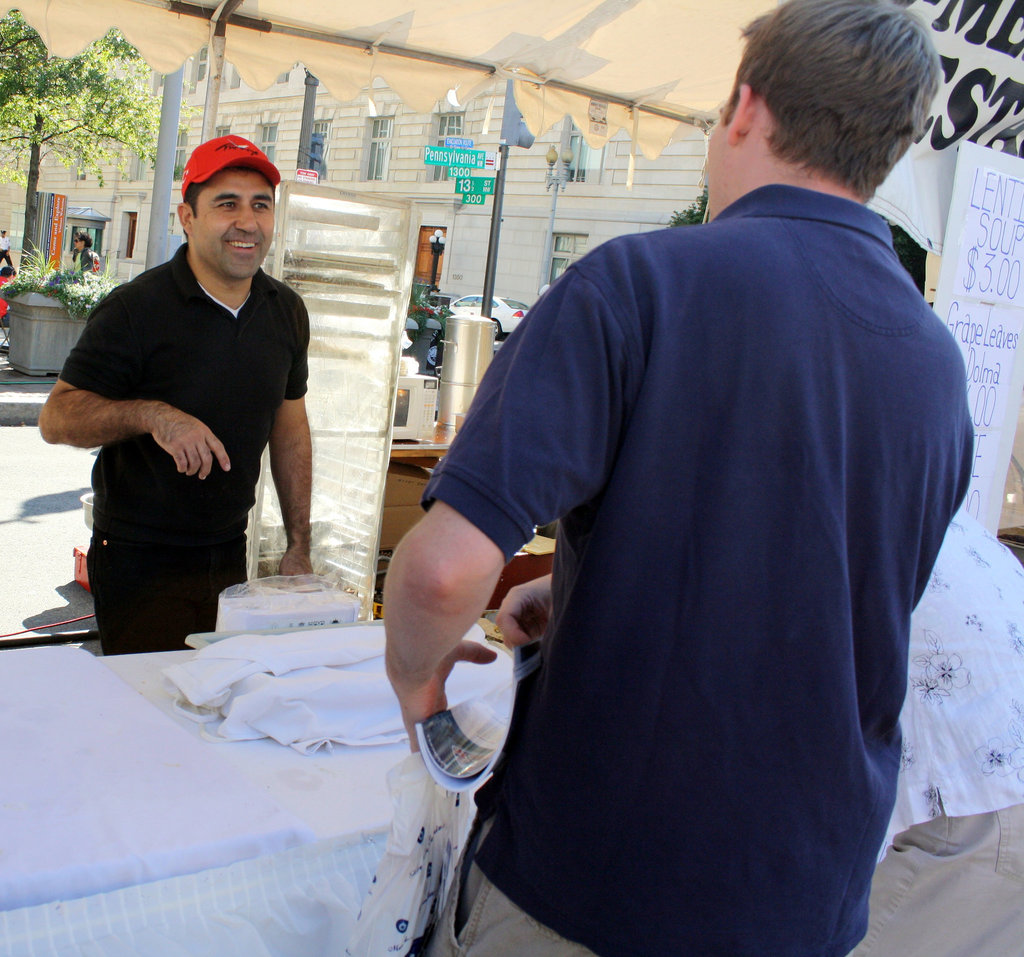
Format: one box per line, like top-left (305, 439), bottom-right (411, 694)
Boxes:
top-left (178, 167), bottom-right (275, 303)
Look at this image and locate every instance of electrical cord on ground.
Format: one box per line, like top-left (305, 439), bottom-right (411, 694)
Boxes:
top-left (0, 613), bottom-right (95, 639)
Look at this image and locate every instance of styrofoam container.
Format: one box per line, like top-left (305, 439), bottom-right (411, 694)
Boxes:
top-left (215, 575), bottom-right (361, 632)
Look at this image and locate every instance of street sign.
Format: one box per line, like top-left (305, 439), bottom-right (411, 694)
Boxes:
top-left (455, 176), bottom-right (495, 195)
top-left (461, 193), bottom-right (488, 206)
top-left (445, 136), bottom-right (474, 149)
top-left (423, 145), bottom-right (486, 168)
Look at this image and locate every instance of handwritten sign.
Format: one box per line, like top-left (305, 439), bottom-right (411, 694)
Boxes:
top-left (953, 166), bottom-right (1024, 305)
top-left (934, 142), bottom-right (1024, 531)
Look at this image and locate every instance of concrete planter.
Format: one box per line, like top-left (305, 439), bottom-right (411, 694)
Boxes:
top-left (7, 292), bottom-right (84, 375)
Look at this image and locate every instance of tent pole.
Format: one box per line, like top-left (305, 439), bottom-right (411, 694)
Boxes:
top-left (480, 143), bottom-right (510, 318)
top-left (145, 66), bottom-right (183, 270)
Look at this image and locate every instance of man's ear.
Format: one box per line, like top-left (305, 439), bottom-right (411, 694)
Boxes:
top-left (726, 84), bottom-right (760, 146)
top-left (177, 202), bottom-right (193, 236)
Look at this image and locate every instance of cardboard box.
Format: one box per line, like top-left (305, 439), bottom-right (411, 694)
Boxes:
top-left (379, 504), bottom-right (424, 550)
top-left (384, 462), bottom-right (431, 507)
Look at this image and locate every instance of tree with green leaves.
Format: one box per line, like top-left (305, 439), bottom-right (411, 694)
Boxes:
top-left (669, 188), bottom-right (708, 227)
top-left (0, 11), bottom-right (162, 256)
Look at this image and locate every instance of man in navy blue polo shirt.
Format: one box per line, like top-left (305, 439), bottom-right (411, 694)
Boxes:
top-left (385, 2), bottom-right (974, 954)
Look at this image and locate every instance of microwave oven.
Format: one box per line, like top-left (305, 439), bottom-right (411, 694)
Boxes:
top-left (392, 374), bottom-right (438, 440)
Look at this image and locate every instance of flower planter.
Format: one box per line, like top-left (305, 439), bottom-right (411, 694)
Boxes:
top-left (7, 292), bottom-right (85, 375)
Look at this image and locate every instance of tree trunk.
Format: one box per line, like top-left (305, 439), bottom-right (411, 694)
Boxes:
top-left (20, 114), bottom-right (43, 259)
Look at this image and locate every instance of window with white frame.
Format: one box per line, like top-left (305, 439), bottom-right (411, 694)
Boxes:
top-left (549, 233), bottom-right (588, 284)
top-left (259, 123), bottom-right (278, 163)
top-left (432, 112), bottom-right (464, 182)
top-left (228, 66), bottom-right (241, 89)
top-left (195, 47), bottom-right (208, 84)
top-left (567, 126), bottom-right (604, 184)
top-left (366, 116), bottom-right (393, 181)
top-left (173, 130), bottom-right (188, 180)
top-left (215, 125), bottom-right (231, 139)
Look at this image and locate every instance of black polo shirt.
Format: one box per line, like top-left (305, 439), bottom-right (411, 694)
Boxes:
top-left (61, 244), bottom-right (309, 546)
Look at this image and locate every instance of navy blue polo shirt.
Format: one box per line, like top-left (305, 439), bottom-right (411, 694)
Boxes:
top-left (60, 244), bottom-right (309, 546)
top-left (425, 186), bottom-right (973, 956)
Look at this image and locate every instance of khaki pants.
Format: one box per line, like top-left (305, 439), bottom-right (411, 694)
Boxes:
top-left (425, 818), bottom-right (597, 957)
top-left (847, 805), bottom-right (1024, 957)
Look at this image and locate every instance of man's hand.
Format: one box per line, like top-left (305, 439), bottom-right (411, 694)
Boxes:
top-left (149, 406), bottom-right (231, 479)
top-left (278, 544), bottom-right (314, 576)
top-left (496, 574), bottom-right (553, 646)
top-left (392, 639), bottom-right (498, 748)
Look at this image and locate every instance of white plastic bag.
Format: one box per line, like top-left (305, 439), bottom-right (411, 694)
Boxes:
top-left (346, 752), bottom-right (475, 956)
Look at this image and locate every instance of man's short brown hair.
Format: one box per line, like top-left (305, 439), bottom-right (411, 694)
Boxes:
top-left (728, 0), bottom-right (939, 200)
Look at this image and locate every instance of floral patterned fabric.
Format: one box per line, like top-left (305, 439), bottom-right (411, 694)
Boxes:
top-left (885, 510), bottom-right (1024, 851)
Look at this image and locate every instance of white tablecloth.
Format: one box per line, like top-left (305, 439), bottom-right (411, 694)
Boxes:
top-left (0, 637), bottom-right (511, 956)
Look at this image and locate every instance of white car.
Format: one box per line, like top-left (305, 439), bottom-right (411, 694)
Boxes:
top-left (448, 295), bottom-right (531, 339)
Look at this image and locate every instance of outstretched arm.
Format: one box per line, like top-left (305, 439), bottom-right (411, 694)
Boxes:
top-left (39, 379), bottom-right (230, 479)
top-left (268, 395), bottom-right (313, 575)
top-left (384, 500), bottom-right (505, 745)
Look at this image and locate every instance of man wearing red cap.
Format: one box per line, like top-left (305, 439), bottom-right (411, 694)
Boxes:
top-left (40, 135), bottom-right (313, 655)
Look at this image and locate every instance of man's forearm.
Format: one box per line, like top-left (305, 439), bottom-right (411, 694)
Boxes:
top-left (384, 501), bottom-right (506, 731)
top-left (39, 383), bottom-right (167, 448)
top-left (268, 398), bottom-right (312, 555)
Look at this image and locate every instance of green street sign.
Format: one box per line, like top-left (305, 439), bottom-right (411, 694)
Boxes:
top-left (455, 176), bottom-right (495, 195)
top-left (461, 193), bottom-right (488, 206)
top-left (423, 145), bottom-right (486, 168)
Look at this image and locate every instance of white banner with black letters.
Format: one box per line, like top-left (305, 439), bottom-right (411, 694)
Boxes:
top-left (871, 0), bottom-right (1024, 253)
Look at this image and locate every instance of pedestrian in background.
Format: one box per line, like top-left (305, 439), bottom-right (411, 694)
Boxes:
top-left (39, 136), bottom-right (313, 655)
top-left (384, 2), bottom-right (973, 955)
top-left (72, 233), bottom-right (98, 273)
top-left (0, 229), bottom-right (13, 269)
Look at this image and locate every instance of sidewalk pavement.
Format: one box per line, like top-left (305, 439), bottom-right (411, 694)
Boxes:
top-left (0, 348), bottom-right (57, 426)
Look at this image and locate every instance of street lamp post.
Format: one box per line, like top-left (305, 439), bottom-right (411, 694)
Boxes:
top-left (539, 143), bottom-right (574, 293)
top-left (428, 228), bottom-right (446, 293)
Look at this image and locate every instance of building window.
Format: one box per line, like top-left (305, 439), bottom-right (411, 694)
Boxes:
top-left (195, 47), bottom-right (208, 84)
top-left (215, 125), bottom-right (231, 139)
top-left (432, 112), bottom-right (464, 182)
top-left (259, 123), bottom-right (278, 163)
top-left (312, 119), bottom-right (332, 173)
top-left (276, 68), bottom-right (290, 84)
top-left (549, 233), bottom-right (588, 284)
top-left (123, 211), bottom-right (138, 258)
top-left (129, 153), bottom-right (146, 181)
top-left (228, 66), bottom-right (241, 89)
top-left (366, 116), bottom-right (393, 181)
top-left (173, 130), bottom-right (188, 180)
top-left (568, 126), bottom-right (603, 184)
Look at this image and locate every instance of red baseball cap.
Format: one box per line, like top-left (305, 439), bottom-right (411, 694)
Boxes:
top-left (180, 135), bottom-right (281, 197)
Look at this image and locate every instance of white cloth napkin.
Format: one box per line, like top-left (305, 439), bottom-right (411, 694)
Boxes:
top-left (162, 622), bottom-right (512, 754)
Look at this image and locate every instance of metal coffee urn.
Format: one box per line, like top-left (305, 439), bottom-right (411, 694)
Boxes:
top-left (438, 315), bottom-right (495, 427)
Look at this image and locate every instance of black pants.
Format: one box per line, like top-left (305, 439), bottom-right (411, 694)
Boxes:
top-left (88, 531), bottom-right (247, 655)
top-left (0, 249), bottom-right (12, 268)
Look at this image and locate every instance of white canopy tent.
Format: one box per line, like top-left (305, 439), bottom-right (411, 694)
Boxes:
top-left (3, 0), bottom-right (776, 159)
top-left (7, 1), bottom-right (1022, 264)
